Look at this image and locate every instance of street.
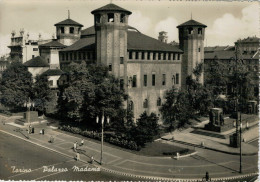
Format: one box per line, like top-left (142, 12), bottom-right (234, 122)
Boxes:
top-left (0, 132), bottom-right (137, 181)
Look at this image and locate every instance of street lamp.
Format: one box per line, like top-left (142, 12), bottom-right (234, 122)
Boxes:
top-left (96, 110), bottom-right (109, 165)
top-left (239, 117), bottom-right (242, 173)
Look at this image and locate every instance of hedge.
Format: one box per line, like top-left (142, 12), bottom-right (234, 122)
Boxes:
top-left (60, 125), bottom-right (140, 151)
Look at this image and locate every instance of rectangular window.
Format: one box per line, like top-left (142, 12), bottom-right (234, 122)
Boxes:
top-left (109, 64), bottom-right (112, 71)
top-left (177, 54), bottom-right (180, 60)
top-left (198, 48), bottom-right (200, 52)
top-left (108, 13), bottom-right (114, 22)
top-left (70, 27), bottom-right (74, 34)
top-left (95, 14), bottom-right (101, 23)
top-left (132, 75), bottom-right (137, 87)
top-left (66, 53), bottom-right (69, 60)
top-left (129, 52), bottom-right (132, 59)
top-left (70, 53), bottom-right (73, 60)
top-left (173, 53), bottom-right (176, 60)
top-left (198, 28), bottom-right (202, 34)
top-left (147, 52), bottom-right (150, 60)
top-left (74, 52), bottom-right (77, 60)
top-left (163, 53), bottom-right (166, 60)
top-left (120, 79), bottom-right (124, 90)
top-left (120, 57), bottom-right (124, 64)
top-left (152, 74), bottom-right (156, 86)
top-left (141, 52), bottom-right (145, 60)
top-left (33, 48), bottom-right (38, 51)
top-left (83, 52), bottom-right (86, 60)
top-left (176, 73), bottom-right (179, 84)
top-left (158, 53), bottom-right (161, 60)
top-left (62, 53), bottom-right (65, 61)
top-left (78, 52), bottom-right (81, 60)
top-left (143, 75), bottom-right (147, 87)
top-left (168, 53), bottom-right (171, 60)
top-left (120, 14), bottom-right (125, 23)
top-left (153, 52), bottom-right (156, 60)
top-left (61, 27), bottom-right (65, 34)
top-left (162, 74), bottom-right (166, 85)
top-left (135, 52), bottom-right (139, 59)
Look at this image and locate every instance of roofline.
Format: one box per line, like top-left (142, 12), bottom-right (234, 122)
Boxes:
top-left (127, 49), bottom-right (183, 53)
top-left (91, 9), bottom-right (132, 15)
top-left (177, 24), bottom-right (207, 28)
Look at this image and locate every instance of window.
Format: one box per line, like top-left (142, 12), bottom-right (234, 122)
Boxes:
top-left (152, 74), bottom-right (156, 86)
top-left (33, 48), bottom-right (38, 51)
top-left (132, 75), bottom-right (137, 87)
top-left (198, 48), bottom-right (201, 52)
top-left (32, 55), bottom-right (35, 59)
top-left (66, 53), bottom-right (69, 60)
top-left (70, 27), bottom-right (74, 34)
top-left (78, 52), bottom-right (81, 60)
top-left (48, 80), bottom-right (53, 86)
top-left (70, 53), bottom-right (73, 60)
top-left (157, 98), bottom-right (161, 106)
top-left (158, 53), bottom-right (161, 60)
top-left (135, 52), bottom-right (139, 59)
top-left (129, 51), bottom-right (132, 59)
top-left (141, 52), bottom-right (145, 60)
top-left (129, 101), bottom-right (134, 111)
top-left (61, 27), bottom-right (65, 34)
top-left (177, 54), bottom-right (180, 60)
top-left (83, 52), bottom-right (86, 60)
top-left (143, 74), bottom-right (147, 87)
top-left (109, 64), bottom-right (112, 71)
top-left (163, 53), bottom-right (166, 60)
top-left (168, 53), bottom-right (171, 60)
top-left (47, 58), bottom-right (49, 63)
top-left (62, 53), bottom-right (65, 61)
top-left (96, 14), bottom-right (101, 23)
top-left (108, 13), bottom-right (114, 22)
top-left (198, 28), bottom-right (202, 34)
top-left (74, 52), bottom-right (77, 60)
top-left (120, 57), bottom-right (124, 64)
top-left (162, 74), bottom-right (166, 85)
top-left (120, 14), bottom-right (125, 23)
top-left (176, 73), bottom-right (179, 84)
top-left (173, 53), bottom-right (176, 60)
top-left (153, 52), bottom-right (156, 60)
top-left (143, 99), bottom-right (148, 108)
top-left (147, 52), bottom-right (150, 60)
top-left (188, 27), bottom-right (193, 34)
top-left (120, 79), bottom-right (124, 90)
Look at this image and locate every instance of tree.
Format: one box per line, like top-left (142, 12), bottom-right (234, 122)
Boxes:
top-left (160, 86), bottom-right (179, 130)
top-left (131, 112), bottom-right (159, 147)
top-left (0, 61), bottom-right (33, 110)
top-left (32, 75), bottom-right (58, 114)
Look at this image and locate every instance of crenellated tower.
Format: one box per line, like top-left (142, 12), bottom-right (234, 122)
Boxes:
top-left (177, 19), bottom-right (207, 89)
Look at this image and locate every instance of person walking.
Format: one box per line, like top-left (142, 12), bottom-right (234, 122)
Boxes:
top-left (76, 152), bottom-right (80, 161)
top-left (80, 139), bottom-right (84, 146)
top-left (91, 156), bottom-right (94, 164)
top-left (73, 142), bottom-right (77, 152)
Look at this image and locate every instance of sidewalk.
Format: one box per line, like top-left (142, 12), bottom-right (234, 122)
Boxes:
top-left (0, 115), bottom-right (258, 181)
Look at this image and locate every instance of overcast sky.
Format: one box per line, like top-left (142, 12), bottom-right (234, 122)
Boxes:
top-left (0, 0), bottom-right (259, 56)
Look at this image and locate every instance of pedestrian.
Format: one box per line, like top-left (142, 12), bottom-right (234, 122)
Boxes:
top-left (50, 136), bottom-right (54, 143)
top-left (81, 139), bottom-right (84, 146)
top-left (91, 156), bottom-right (94, 164)
top-left (76, 152), bottom-right (80, 161)
top-left (42, 129), bottom-right (45, 135)
top-left (73, 142), bottom-right (77, 152)
top-left (246, 121), bottom-right (249, 129)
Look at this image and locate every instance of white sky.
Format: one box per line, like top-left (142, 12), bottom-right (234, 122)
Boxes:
top-left (0, 0), bottom-right (259, 56)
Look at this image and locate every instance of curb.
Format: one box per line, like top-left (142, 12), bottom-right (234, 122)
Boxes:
top-left (0, 128), bottom-right (258, 181)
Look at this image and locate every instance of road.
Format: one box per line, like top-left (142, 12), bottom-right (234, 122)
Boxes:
top-left (0, 132), bottom-right (137, 181)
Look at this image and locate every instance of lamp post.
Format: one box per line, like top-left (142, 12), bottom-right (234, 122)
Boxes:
top-left (239, 115), bottom-right (242, 173)
top-left (96, 110), bottom-right (109, 165)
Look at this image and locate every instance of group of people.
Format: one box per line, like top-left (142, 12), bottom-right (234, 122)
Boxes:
top-left (74, 139), bottom-right (94, 164)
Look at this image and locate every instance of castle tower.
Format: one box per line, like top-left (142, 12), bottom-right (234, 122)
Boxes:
top-left (54, 11), bottom-right (83, 46)
top-left (177, 19), bottom-right (207, 89)
top-left (158, 31), bottom-right (168, 43)
top-left (91, 3), bottom-right (132, 79)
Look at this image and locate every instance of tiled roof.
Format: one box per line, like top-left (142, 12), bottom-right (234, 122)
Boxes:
top-left (41, 69), bottom-right (64, 76)
top-left (24, 56), bottom-right (49, 67)
top-left (80, 25), bottom-right (139, 38)
top-left (91, 3), bottom-right (132, 15)
top-left (39, 40), bottom-right (66, 48)
top-left (54, 18), bottom-right (83, 27)
top-left (205, 50), bottom-right (259, 60)
top-left (60, 37), bottom-right (95, 51)
top-left (177, 19), bottom-right (207, 28)
top-left (63, 27), bottom-right (182, 53)
top-left (204, 46), bottom-right (234, 52)
top-left (127, 31), bottom-right (182, 52)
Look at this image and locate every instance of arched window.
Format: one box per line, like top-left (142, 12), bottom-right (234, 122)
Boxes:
top-left (188, 27), bottom-right (193, 34)
top-left (198, 28), bottom-right (202, 34)
top-left (143, 99), bottom-right (148, 108)
top-left (108, 13), bottom-right (114, 22)
top-left (157, 98), bottom-right (161, 106)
